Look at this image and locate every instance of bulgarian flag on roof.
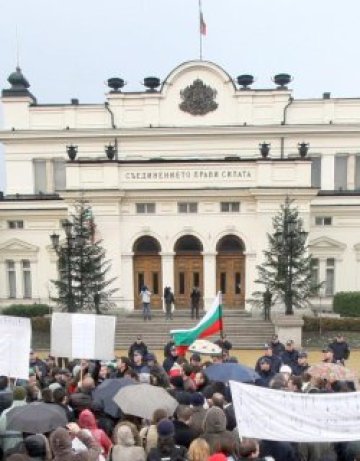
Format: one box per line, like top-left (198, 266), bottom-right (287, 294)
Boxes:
top-left (170, 292), bottom-right (223, 355)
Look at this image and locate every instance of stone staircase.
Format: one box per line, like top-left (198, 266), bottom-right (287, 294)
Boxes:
top-left (115, 309), bottom-right (274, 350)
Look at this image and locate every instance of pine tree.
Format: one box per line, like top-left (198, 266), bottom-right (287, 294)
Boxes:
top-left (251, 197), bottom-right (317, 315)
top-left (51, 201), bottom-right (116, 313)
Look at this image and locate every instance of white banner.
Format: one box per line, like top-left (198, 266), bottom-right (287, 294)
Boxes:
top-left (0, 316), bottom-right (31, 379)
top-left (51, 313), bottom-right (116, 360)
top-left (230, 381), bottom-right (360, 442)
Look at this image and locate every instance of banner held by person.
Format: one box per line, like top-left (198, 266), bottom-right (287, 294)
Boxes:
top-left (51, 313), bottom-right (116, 360)
top-left (230, 380), bottom-right (360, 442)
top-left (170, 292), bottom-right (223, 355)
top-left (0, 316), bottom-right (31, 379)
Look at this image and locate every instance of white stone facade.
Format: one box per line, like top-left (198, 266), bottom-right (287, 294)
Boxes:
top-left (0, 60), bottom-right (359, 312)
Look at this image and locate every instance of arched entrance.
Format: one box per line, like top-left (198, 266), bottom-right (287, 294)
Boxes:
top-left (133, 236), bottom-right (162, 309)
top-left (174, 235), bottom-right (203, 309)
top-left (216, 235), bottom-right (245, 309)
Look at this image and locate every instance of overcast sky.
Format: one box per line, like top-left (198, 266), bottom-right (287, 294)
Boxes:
top-left (1, 0), bottom-right (360, 188)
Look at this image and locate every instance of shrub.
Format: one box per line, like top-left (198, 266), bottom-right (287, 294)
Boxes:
top-left (2, 304), bottom-right (51, 318)
top-left (303, 316), bottom-right (360, 332)
top-left (333, 292), bottom-right (360, 317)
top-left (31, 316), bottom-right (51, 333)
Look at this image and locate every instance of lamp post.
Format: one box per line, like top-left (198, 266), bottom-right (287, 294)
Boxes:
top-left (50, 220), bottom-right (75, 312)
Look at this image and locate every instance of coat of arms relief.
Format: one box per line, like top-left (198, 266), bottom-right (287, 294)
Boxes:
top-left (179, 79), bottom-right (218, 116)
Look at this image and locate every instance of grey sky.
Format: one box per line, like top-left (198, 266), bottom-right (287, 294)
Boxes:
top-left (0, 0), bottom-right (360, 189)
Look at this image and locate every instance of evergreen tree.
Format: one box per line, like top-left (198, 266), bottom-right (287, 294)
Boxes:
top-left (251, 197), bottom-right (317, 315)
top-left (51, 201), bottom-right (116, 313)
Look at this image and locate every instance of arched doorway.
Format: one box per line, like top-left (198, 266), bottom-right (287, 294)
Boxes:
top-left (133, 236), bottom-right (162, 309)
top-left (216, 235), bottom-right (245, 309)
top-left (174, 235), bottom-right (203, 309)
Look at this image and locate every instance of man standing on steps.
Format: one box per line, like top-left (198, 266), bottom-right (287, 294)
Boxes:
top-left (140, 285), bottom-right (152, 321)
top-left (190, 286), bottom-right (201, 319)
top-left (163, 286), bottom-right (175, 320)
top-left (128, 335), bottom-right (148, 361)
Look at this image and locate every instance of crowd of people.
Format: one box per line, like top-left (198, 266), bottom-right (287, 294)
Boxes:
top-left (0, 332), bottom-right (357, 461)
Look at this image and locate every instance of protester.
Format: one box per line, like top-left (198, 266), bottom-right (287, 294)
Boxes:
top-left (255, 358), bottom-right (275, 387)
top-left (292, 351), bottom-right (309, 376)
top-left (23, 434), bottom-right (51, 461)
top-left (140, 286), bottom-right (152, 321)
top-left (328, 334), bottom-right (350, 364)
top-left (201, 406), bottom-right (238, 455)
top-left (187, 438), bottom-right (210, 461)
top-left (0, 386), bottom-right (27, 454)
top-left (322, 347), bottom-right (336, 364)
top-left (78, 409), bottom-right (112, 456)
top-left (128, 336), bottom-right (148, 361)
top-left (111, 424), bottom-right (146, 461)
top-left (147, 419), bottom-right (187, 461)
top-left (173, 405), bottom-right (196, 449)
top-left (0, 376), bottom-right (13, 415)
top-left (140, 408), bottom-right (168, 454)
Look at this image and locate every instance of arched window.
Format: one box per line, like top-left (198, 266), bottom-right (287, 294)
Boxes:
top-left (174, 235), bottom-right (203, 254)
top-left (133, 236), bottom-right (161, 254)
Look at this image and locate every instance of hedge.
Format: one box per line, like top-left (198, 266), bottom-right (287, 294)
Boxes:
top-left (2, 304), bottom-right (51, 318)
top-left (333, 292), bottom-right (360, 317)
top-left (31, 317), bottom-right (50, 333)
top-left (303, 316), bottom-right (360, 332)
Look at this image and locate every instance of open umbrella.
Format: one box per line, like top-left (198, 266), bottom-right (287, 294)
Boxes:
top-left (308, 362), bottom-right (358, 382)
top-left (113, 383), bottom-right (178, 419)
top-left (204, 363), bottom-right (259, 383)
top-left (188, 339), bottom-right (222, 356)
top-left (93, 377), bottom-right (137, 418)
top-left (6, 402), bottom-right (68, 433)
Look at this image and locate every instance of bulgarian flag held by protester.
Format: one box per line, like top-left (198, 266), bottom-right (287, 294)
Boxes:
top-left (170, 292), bottom-right (223, 355)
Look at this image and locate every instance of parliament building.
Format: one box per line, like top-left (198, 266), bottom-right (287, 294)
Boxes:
top-left (0, 60), bottom-right (359, 312)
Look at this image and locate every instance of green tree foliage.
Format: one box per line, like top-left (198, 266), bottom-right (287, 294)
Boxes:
top-left (251, 197), bottom-right (317, 315)
top-left (52, 201), bottom-right (117, 313)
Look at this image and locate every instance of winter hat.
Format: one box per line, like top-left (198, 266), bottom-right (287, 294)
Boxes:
top-left (203, 407), bottom-right (227, 433)
top-left (24, 434), bottom-right (47, 457)
top-left (157, 418), bottom-right (175, 437)
top-left (280, 365), bottom-right (292, 374)
top-left (13, 386), bottom-right (26, 401)
top-left (190, 392), bottom-right (205, 407)
top-left (208, 454), bottom-right (227, 461)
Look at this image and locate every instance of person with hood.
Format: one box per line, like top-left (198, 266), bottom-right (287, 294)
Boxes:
top-left (147, 419), bottom-right (187, 461)
top-left (201, 407), bottom-right (238, 455)
top-left (111, 424), bottom-right (145, 461)
top-left (189, 393), bottom-right (207, 437)
top-left (49, 423), bottom-right (100, 461)
top-left (140, 408), bottom-right (168, 454)
top-left (78, 409), bottom-right (112, 456)
top-left (24, 434), bottom-right (51, 461)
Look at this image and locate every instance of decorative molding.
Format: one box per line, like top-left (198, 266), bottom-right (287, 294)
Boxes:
top-left (309, 236), bottom-right (346, 259)
top-left (179, 79), bottom-right (218, 116)
top-left (0, 238), bottom-right (39, 262)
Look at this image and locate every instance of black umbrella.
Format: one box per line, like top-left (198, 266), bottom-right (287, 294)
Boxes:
top-left (6, 402), bottom-right (68, 433)
top-left (92, 378), bottom-right (137, 418)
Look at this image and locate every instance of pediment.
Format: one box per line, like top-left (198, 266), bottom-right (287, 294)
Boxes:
top-left (309, 236), bottom-right (346, 251)
top-left (0, 238), bottom-right (39, 253)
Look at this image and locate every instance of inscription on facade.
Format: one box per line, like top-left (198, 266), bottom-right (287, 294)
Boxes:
top-left (124, 169), bottom-right (253, 181)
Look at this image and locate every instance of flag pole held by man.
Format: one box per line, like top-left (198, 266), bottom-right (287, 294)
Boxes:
top-left (170, 292), bottom-right (223, 355)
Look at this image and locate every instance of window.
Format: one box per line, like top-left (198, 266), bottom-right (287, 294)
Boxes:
top-left (179, 272), bottom-right (185, 295)
top-left (6, 260), bottom-right (16, 298)
top-left (22, 260), bottom-right (32, 298)
top-left (7, 220), bottom-right (24, 229)
top-left (136, 203), bottom-right (156, 214)
top-left (311, 258), bottom-right (320, 287)
top-left (34, 159), bottom-right (66, 194)
top-left (178, 202), bottom-right (198, 213)
top-left (315, 216), bottom-right (332, 226)
top-left (221, 202), bottom-right (240, 213)
top-left (355, 156), bottom-right (360, 190)
top-left (235, 272), bottom-right (241, 294)
top-left (311, 157), bottom-right (322, 188)
top-left (325, 258), bottom-right (335, 296)
top-left (334, 155), bottom-right (348, 191)
top-left (152, 272), bottom-right (159, 295)
top-left (220, 272), bottom-right (226, 294)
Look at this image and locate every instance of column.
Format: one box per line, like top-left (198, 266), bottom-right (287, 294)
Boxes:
top-left (347, 154), bottom-right (356, 190)
top-left (121, 252), bottom-right (134, 311)
top-left (244, 251), bottom-right (257, 312)
top-left (202, 252), bottom-right (217, 311)
top-left (160, 252), bottom-right (175, 309)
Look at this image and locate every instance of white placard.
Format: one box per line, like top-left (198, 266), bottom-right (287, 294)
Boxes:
top-left (230, 381), bottom-right (360, 442)
top-left (0, 316), bottom-right (31, 379)
top-left (51, 313), bottom-right (116, 360)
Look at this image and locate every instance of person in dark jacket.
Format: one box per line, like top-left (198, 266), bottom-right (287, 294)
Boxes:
top-left (260, 439), bottom-right (297, 461)
top-left (255, 358), bottom-right (275, 388)
top-left (190, 287), bottom-right (201, 319)
top-left (255, 344), bottom-right (281, 374)
top-left (280, 340), bottom-right (299, 370)
top-left (128, 336), bottom-right (148, 361)
top-left (292, 351), bottom-right (309, 376)
top-left (0, 376), bottom-right (13, 415)
top-left (164, 286), bottom-right (175, 320)
top-left (24, 434), bottom-right (50, 461)
top-left (147, 419), bottom-right (187, 461)
top-left (201, 406), bottom-right (238, 455)
top-left (173, 405), bottom-right (196, 449)
top-left (163, 346), bottom-right (179, 374)
top-left (328, 334), bottom-right (350, 364)
top-left (270, 334), bottom-right (285, 357)
top-left (214, 334), bottom-right (233, 352)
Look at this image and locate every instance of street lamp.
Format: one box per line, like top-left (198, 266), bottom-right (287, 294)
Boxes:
top-left (50, 220), bottom-right (75, 312)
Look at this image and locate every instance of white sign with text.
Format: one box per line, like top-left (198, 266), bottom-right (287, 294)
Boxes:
top-left (0, 316), bottom-right (31, 379)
